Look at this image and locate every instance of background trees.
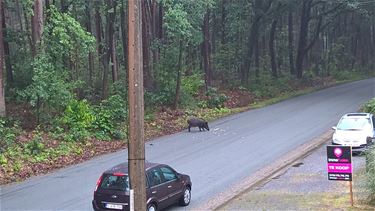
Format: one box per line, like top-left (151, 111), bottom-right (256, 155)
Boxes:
top-left (0, 0), bottom-right (373, 118)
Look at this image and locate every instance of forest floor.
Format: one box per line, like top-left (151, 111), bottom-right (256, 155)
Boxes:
top-left (0, 76), bottom-right (357, 185)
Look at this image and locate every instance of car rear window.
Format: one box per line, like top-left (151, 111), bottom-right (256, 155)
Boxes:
top-left (337, 118), bottom-right (371, 130)
top-left (100, 174), bottom-right (130, 191)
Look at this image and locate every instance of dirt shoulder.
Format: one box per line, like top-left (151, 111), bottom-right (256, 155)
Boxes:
top-left (218, 141), bottom-right (374, 211)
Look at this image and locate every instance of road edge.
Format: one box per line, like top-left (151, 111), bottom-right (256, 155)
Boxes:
top-left (194, 130), bottom-right (333, 211)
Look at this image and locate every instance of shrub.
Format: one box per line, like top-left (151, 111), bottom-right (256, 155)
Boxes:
top-left (362, 98), bottom-right (375, 114)
top-left (92, 95), bottom-right (128, 140)
top-left (365, 146), bottom-right (375, 202)
top-left (205, 87), bottom-right (228, 109)
top-left (0, 117), bottom-right (20, 153)
top-left (25, 131), bottom-right (45, 155)
top-left (61, 99), bottom-right (95, 141)
top-left (19, 54), bottom-right (74, 123)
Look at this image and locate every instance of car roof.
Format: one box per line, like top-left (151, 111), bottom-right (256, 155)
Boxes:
top-left (104, 162), bottom-right (160, 175)
top-left (342, 113), bottom-right (372, 118)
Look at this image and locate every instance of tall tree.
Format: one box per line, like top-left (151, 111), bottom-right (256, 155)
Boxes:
top-left (31, 0), bottom-right (43, 57)
top-left (202, 9), bottom-right (212, 89)
top-left (95, 0), bottom-right (104, 87)
top-left (1, 0), bottom-right (12, 84)
top-left (269, 18), bottom-right (278, 78)
top-left (0, 0), bottom-right (5, 117)
top-left (85, 0), bottom-right (94, 86)
top-left (101, 0), bottom-right (117, 99)
top-left (141, 0), bottom-right (153, 90)
top-left (242, 0), bottom-right (273, 84)
top-left (288, 10), bottom-right (295, 75)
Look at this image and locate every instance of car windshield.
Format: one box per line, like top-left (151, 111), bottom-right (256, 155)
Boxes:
top-left (100, 174), bottom-right (129, 191)
top-left (337, 117), bottom-right (371, 130)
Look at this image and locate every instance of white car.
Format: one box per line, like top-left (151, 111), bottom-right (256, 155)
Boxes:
top-left (332, 113), bottom-right (375, 153)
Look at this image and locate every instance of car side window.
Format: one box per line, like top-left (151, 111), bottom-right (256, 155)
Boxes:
top-left (147, 168), bottom-right (163, 187)
top-left (160, 166), bottom-right (177, 182)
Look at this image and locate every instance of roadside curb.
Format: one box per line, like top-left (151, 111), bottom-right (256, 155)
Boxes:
top-left (194, 130), bottom-right (333, 211)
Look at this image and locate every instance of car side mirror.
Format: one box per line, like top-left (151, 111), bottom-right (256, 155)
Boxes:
top-left (332, 126), bottom-right (337, 130)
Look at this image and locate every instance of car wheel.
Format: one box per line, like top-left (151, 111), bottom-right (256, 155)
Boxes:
top-left (147, 203), bottom-right (157, 211)
top-left (179, 187), bottom-right (191, 206)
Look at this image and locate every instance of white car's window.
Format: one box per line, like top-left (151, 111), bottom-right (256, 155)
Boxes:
top-left (337, 118), bottom-right (371, 130)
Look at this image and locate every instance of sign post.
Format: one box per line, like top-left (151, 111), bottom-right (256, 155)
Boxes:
top-left (327, 146), bottom-right (353, 206)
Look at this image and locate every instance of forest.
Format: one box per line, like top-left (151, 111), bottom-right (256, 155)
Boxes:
top-left (0, 0), bottom-right (374, 184)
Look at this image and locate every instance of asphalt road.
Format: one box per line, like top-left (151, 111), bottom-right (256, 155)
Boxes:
top-left (1, 78), bottom-right (374, 211)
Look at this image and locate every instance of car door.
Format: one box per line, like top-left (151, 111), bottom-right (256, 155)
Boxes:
top-left (146, 167), bottom-right (169, 208)
top-left (159, 165), bottom-right (183, 203)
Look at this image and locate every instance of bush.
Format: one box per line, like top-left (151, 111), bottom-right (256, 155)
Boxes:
top-left (92, 95), bottom-right (128, 140)
top-left (25, 131), bottom-right (45, 155)
top-left (0, 117), bottom-right (20, 153)
top-left (61, 99), bottom-right (95, 141)
top-left (205, 87), bottom-right (228, 109)
top-left (365, 146), bottom-right (375, 202)
top-left (19, 54), bottom-right (74, 123)
top-left (362, 98), bottom-right (375, 114)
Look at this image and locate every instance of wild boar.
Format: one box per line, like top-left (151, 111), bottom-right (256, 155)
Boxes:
top-left (187, 118), bottom-right (209, 132)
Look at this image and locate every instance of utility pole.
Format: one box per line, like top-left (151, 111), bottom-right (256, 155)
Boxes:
top-left (128, 0), bottom-right (146, 210)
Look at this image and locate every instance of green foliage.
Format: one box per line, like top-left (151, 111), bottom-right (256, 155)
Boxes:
top-left (62, 99), bottom-right (95, 130)
top-left (61, 99), bottom-right (95, 141)
top-left (250, 75), bottom-right (292, 99)
top-left (25, 131), bottom-right (45, 155)
top-left (332, 70), bottom-right (363, 82)
top-left (0, 118), bottom-right (20, 153)
top-left (92, 95), bottom-right (128, 140)
top-left (19, 55), bottom-right (74, 122)
top-left (365, 146), bottom-right (375, 202)
top-left (205, 87), bottom-right (228, 109)
top-left (45, 6), bottom-right (95, 68)
top-left (362, 98), bottom-right (375, 115)
top-left (181, 73), bottom-right (204, 97)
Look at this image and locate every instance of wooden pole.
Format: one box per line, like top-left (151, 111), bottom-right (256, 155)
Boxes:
top-left (349, 181), bottom-right (353, 206)
top-left (128, 0), bottom-right (146, 210)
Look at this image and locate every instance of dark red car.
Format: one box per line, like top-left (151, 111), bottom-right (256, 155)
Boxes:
top-left (92, 162), bottom-right (192, 211)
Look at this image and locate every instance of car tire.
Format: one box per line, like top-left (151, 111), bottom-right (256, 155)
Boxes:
top-left (179, 187), bottom-right (191, 206)
top-left (147, 203), bottom-right (157, 211)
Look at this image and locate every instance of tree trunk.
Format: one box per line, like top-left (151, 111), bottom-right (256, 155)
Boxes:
top-left (254, 37), bottom-right (260, 78)
top-left (288, 11), bottom-right (295, 75)
top-left (202, 10), bottom-right (212, 90)
top-left (111, 37), bottom-right (118, 82)
top-left (269, 19), bottom-right (278, 78)
top-left (85, 0), bottom-right (94, 87)
top-left (102, 0), bottom-right (116, 99)
top-left (173, 41), bottom-right (183, 110)
top-left (295, 0), bottom-right (312, 79)
top-left (220, 0), bottom-right (227, 45)
top-left (31, 0), bottom-right (43, 57)
top-left (242, 0), bottom-right (270, 84)
top-left (15, 0), bottom-right (24, 31)
top-left (141, 0), bottom-right (153, 90)
top-left (120, 0), bottom-right (128, 76)
top-left (1, 0), bottom-right (13, 85)
top-left (0, 0), bottom-right (5, 117)
top-left (110, 0), bottom-right (118, 83)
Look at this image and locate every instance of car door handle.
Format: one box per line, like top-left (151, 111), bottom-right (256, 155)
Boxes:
top-left (152, 191), bottom-right (157, 194)
top-left (168, 185), bottom-right (172, 188)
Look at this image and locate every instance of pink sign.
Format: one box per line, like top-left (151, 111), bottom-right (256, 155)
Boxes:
top-left (327, 163), bottom-right (352, 173)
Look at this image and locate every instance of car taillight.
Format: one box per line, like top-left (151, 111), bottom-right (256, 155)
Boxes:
top-left (94, 175), bottom-right (103, 192)
top-left (113, 172), bottom-right (125, 176)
